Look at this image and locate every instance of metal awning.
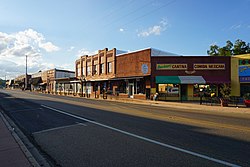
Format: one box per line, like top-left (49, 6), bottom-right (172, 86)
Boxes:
top-left (179, 76), bottom-right (205, 84)
top-left (30, 77), bottom-right (42, 85)
top-left (155, 76), bottom-right (180, 84)
top-left (110, 76), bottom-right (145, 81)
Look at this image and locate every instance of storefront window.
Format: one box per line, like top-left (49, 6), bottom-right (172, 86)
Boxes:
top-left (193, 84), bottom-right (217, 97)
top-left (158, 84), bottom-right (179, 97)
top-left (118, 81), bottom-right (126, 93)
top-left (136, 79), bottom-right (145, 94)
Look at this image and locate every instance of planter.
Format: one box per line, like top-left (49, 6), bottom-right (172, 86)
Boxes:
top-left (220, 98), bottom-right (229, 107)
top-left (244, 100), bottom-right (250, 107)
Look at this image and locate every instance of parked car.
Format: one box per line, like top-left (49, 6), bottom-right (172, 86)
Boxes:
top-left (243, 93), bottom-right (250, 107)
top-left (168, 87), bottom-right (179, 94)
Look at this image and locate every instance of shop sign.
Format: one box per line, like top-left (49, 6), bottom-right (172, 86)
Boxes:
top-left (239, 59), bottom-right (250, 65)
top-left (193, 64), bottom-right (225, 70)
top-left (156, 64), bottom-right (187, 70)
top-left (240, 76), bottom-right (250, 82)
top-left (239, 66), bottom-right (250, 77)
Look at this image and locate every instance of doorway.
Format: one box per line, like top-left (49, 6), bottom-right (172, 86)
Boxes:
top-left (181, 84), bottom-right (188, 101)
top-left (128, 83), bottom-right (134, 98)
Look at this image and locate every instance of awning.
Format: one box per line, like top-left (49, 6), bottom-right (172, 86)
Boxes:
top-left (203, 76), bottom-right (230, 84)
top-left (39, 82), bottom-right (47, 86)
top-left (179, 76), bottom-right (205, 84)
top-left (155, 76), bottom-right (180, 84)
top-left (30, 77), bottom-right (42, 85)
top-left (156, 76), bottom-right (229, 84)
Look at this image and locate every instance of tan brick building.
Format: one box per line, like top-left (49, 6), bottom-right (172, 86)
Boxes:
top-left (75, 48), bottom-right (117, 97)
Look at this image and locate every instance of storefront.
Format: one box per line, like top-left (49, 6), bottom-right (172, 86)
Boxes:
top-left (235, 54), bottom-right (250, 96)
top-left (151, 56), bottom-right (231, 101)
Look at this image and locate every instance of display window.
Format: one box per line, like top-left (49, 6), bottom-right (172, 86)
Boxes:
top-left (158, 84), bottom-right (179, 97)
top-left (193, 84), bottom-right (217, 97)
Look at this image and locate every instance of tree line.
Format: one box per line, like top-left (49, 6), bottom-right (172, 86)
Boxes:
top-left (207, 39), bottom-right (250, 56)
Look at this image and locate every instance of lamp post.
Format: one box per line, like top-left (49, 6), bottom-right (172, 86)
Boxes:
top-left (199, 88), bottom-right (203, 105)
top-left (80, 75), bottom-right (86, 97)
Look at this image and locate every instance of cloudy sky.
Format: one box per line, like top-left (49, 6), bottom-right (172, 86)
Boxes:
top-left (0, 0), bottom-right (250, 79)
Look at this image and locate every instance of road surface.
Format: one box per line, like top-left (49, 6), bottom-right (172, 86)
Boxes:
top-left (0, 89), bottom-right (249, 167)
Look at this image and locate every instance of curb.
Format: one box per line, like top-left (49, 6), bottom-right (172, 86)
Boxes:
top-left (0, 111), bottom-right (50, 167)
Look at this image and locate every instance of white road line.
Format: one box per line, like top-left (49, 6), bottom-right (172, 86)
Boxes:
top-left (11, 108), bottom-right (43, 113)
top-left (41, 104), bottom-right (241, 167)
top-left (33, 123), bottom-right (87, 135)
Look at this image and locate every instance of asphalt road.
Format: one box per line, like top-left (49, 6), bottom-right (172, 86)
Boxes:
top-left (0, 89), bottom-right (250, 167)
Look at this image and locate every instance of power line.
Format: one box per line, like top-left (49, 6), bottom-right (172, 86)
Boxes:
top-left (119, 0), bottom-right (177, 28)
top-left (103, 0), bottom-right (156, 28)
top-left (84, 0), bottom-right (136, 28)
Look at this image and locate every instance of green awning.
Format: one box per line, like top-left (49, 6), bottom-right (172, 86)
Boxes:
top-left (155, 76), bottom-right (180, 84)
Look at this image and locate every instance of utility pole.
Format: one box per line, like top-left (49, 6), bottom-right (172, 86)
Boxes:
top-left (5, 74), bottom-right (6, 88)
top-left (25, 55), bottom-right (28, 90)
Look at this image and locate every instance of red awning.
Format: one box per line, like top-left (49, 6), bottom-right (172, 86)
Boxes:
top-left (203, 76), bottom-right (230, 84)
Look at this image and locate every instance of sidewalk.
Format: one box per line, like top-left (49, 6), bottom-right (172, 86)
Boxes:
top-left (107, 97), bottom-right (250, 114)
top-left (0, 112), bottom-right (31, 167)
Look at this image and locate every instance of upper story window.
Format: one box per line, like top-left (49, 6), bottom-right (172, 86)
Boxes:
top-left (87, 66), bottom-right (91, 76)
top-left (77, 64), bottom-right (81, 77)
top-left (82, 67), bottom-right (85, 76)
top-left (100, 63), bottom-right (104, 74)
top-left (93, 65), bottom-right (97, 75)
top-left (108, 62), bottom-right (112, 73)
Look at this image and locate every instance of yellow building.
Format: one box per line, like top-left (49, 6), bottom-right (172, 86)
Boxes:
top-left (233, 54), bottom-right (250, 96)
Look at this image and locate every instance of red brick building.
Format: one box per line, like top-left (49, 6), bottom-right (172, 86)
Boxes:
top-left (75, 48), bottom-right (177, 99)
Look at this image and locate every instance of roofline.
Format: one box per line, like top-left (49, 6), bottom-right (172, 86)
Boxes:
top-left (116, 47), bottom-right (180, 57)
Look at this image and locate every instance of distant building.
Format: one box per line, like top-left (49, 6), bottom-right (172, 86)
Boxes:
top-left (14, 74), bottom-right (31, 90)
top-left (45, 68), bottom-right (75, 93)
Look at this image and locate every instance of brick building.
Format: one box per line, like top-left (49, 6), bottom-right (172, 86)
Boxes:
top-left (75, 48), bottom-right (118, 97)
top-left (75, 47), bottom-right (178, 99)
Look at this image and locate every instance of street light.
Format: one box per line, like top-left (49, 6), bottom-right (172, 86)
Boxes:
top-left (199, 88), bottom-right (203, 105)
top-left (80, 75), bottom-right (86, 97)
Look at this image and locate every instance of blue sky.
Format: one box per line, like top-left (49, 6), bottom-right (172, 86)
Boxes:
top-left (0, 0), bottom-right (250, 79)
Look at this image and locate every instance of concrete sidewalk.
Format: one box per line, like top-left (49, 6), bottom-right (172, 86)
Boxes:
top-left (0, 112), bottom-right (32, 167)
top-left (107, 97), bottom-right (250, 114)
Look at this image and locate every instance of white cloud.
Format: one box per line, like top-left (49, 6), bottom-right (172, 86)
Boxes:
top-left (39, 42), bottom-right (59, 52)
top-left (137, 19), bottom-right (169, 37)
top-left (67, 46), bottom-right (75, 52)
top-left (76, 48), bottom-right (98, 58)
top-left (230, 24), bottom-right (242, 30)
top-left (119, 28), bottom-right (124, 32)
top-left (0, 29), bottom-right (60, 79)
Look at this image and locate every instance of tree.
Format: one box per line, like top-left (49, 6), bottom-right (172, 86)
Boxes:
top-left (207, 39), bottom-right (250, 56)
top-left (219, 83), bottom-right (231, 98)
top-left (233, 39), bottom-right (250, 55)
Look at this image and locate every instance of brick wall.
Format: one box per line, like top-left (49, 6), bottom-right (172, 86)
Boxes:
top-left (116, 49), bottom-right (151, 78)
